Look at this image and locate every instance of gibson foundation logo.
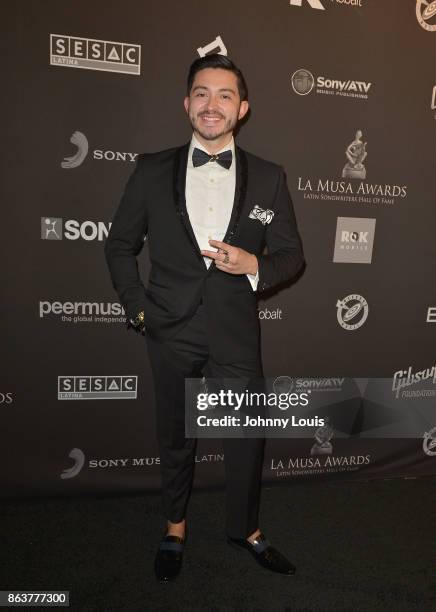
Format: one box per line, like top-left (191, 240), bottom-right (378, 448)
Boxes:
top-left (291, 69), bottom-right (371, 99)
top-left (416, 1), bottom-right (436, 31)
top-left (41, 217), bottom-right (112, 242)
top-left (58, 376), bottom-right (138, 400)
top-left (336, 294), bottom-right (368, 330)
top-left (392, 365), bottom-right (436, 399)
top-left (298, 130), bottom-right (407, 206)
top-left (39, 300), bottom-right (125, 324)
top-left (50, 34), bottom-right (141, 75)
top-left (61, 131), bottom-right (138, 169)
top-left (333, 217), bottom-right (376, 264)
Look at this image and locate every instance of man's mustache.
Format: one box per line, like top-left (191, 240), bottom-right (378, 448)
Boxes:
top-left (198, 111), bottom-right (225, 119)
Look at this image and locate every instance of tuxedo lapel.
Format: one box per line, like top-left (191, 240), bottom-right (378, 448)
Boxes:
top-left (222, 146), bottom-right (248, 245)
top-left (173, 142), bottom-right (206, 266)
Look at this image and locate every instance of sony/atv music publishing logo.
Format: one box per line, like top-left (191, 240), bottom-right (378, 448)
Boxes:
top-left (50, 34), bottom-right (141, 75)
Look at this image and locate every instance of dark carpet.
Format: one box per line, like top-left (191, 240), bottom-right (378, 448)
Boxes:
top-left (2, 477), bottom-right (435, 612)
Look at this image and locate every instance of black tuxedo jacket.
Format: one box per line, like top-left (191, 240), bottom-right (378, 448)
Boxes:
top-left (104, 142), bottom-right (304, 362)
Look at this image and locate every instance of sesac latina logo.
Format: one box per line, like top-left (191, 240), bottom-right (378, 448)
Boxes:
top-left (298, 130), bottom-right (408, 206)
top-left (50, 34), bottom-right (141, 75)
top-left (423, 426), bottom-right (436, 456)
top-left (289, 0), bottom-right (365, 9)
top-left (61, 131), bottom-right (138, 169)
top-left (41, 217), bottom-right (111, 242)
top-left (336, 294), bottom-right (368, 330)
top-left (333, 217), bottom-right (376, 264)
top-left (416, 0), bottom-right (436, 31)
top-left (291, 69), bottom-right (371, 100)
top-left (197, 35), bottom-right (227, 57)
top-left (58, 376), bottom-right (138, 400)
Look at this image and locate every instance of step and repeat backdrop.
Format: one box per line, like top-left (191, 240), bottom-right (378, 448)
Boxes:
top-left (2, 0), bottom-right (436, 497)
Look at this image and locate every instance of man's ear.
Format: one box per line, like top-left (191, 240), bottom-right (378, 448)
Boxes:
top-left (238, 100), bottom-right (249, 120)
top-left (183, 97), bottom-right (190, 115)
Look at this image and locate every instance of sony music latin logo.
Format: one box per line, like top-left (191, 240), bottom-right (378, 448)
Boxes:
top-left (333, 217), bottom-right (376, 264)
top-left (41, 217), bottom-right (111, 242)
top-left (58, 376), bottom-right (137, 400)
top-left (336, 294), bottom-right (368, 330)
top-left (197, 35), bottom-right (227, 57)
top-left (39, 300), bottom-right (125, 325)
top-left (60, 448), bottom-right (160, 479)
top-left (289, 0), bottom-right (364, 9)
top-left (50, 34), bottom-right (141, 75)
top-left (60, 448), bottom-right (222, 480)
top-left (416, 0), bottom-right (436, 31)
top-left (298, 129), bottom-right (408, 206)
top-left (291, 69), bottom-right (371, 99)
top-left (61, 131), bottom-right (138, 169)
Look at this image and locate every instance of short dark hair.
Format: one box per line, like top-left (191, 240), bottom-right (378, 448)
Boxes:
top-left (187, 54), bottom-right (248, 101)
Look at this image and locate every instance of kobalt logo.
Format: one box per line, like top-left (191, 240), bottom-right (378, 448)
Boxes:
top-left (61, 131), bottom-right (138, 168)
top-left (41, 218), bottom-right (111, 242)
top-left (58, 376), bottom-right (137, 400)
top-left (336, 294), bottom-right (368, 330)
top-left (50, 34), bottom-right (141, 75)
top-left (416, 0), bottom-right (436, 31)
top-left (197, 35), bottom-right (227, 57)
top-left (291, 69), bottom-right (371, 99)
top-left (258, 307), bottom-right (282, 320)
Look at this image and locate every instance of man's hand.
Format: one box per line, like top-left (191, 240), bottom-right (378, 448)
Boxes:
top-left (201, 240), bottom-right (258, 275)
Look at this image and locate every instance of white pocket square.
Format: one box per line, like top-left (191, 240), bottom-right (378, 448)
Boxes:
top-left (249, 205), bottom-right (274, 225)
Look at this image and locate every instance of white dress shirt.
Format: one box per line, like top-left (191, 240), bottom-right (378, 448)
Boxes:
top-left (185, 134), bottom-right (259, 290)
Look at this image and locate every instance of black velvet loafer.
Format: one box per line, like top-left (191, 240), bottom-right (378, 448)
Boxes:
top-left (154, 534), bottom-right (185, 582)
top-left (227, 532), bottom-right (296, 575)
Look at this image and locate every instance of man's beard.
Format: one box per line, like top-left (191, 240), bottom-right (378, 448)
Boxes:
top-left (189, 112), bottom-right (237, 141)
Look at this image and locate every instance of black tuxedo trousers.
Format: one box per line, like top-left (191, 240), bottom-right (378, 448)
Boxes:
top-left (146, 301), bottom-right (265, 539)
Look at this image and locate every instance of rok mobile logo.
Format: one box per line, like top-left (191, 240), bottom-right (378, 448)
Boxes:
top-left (61, 131), bottom-right (138, 169)
top-left (41, 217), bottom-right (111, 242)
top-left (291, 68), bottom-right (371, 99)
top-left (416, 1), bottom-right (436, 31)
top-left (58, 376), bottom-right (137, 399)
top-left (333, 217), bottom-right (376, 264)
top-left (50, 34), bottom-right (141, 75)
top-left (336, 294), bottom-right (368, 330)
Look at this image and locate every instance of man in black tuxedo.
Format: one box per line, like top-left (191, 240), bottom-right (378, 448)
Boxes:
top-left (104, 54), bottom-right (304, 581)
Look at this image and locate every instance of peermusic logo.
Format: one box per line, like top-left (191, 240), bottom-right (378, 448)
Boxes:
top-left (50, 34), bottom-right (141, 75)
